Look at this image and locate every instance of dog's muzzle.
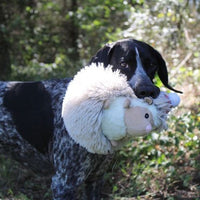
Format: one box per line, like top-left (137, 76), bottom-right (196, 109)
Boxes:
top-left (129, 79), bottom-right (160, 99)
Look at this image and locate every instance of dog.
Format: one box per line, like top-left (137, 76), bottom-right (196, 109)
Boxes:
top-left (0, 38), bottom-right (181, 200)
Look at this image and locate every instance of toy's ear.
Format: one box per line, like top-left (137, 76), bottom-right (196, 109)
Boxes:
top-left (144, 97), bottom-right (153, 105)
top-left (104, 99), bottom-right (111, 109)
top-left (123, 98), bottom-right (131, 108)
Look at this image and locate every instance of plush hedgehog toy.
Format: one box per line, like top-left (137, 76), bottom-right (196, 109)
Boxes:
top-left (62, 63), bottom-right (180, 154)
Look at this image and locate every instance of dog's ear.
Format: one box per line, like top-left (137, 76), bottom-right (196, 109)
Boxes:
top-left (89, 43), bottom-right (115, 66)
top-left (157, 53), bottom-right (182, 94)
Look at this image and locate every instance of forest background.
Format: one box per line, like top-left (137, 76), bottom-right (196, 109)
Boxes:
top-left (0, 0), bottom-right (200, 199)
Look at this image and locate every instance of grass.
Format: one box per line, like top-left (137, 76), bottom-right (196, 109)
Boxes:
top-left (106, 113), bottom-right (200, 199)
top-left (0, 156), bottom-right (52, 200)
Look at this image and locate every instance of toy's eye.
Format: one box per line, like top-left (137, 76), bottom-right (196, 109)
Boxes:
top-left (145, 113), bottom-right (149, 119)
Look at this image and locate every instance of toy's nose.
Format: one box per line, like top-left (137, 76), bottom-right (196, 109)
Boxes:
top-left (134, 85), bottom-right (160, 99)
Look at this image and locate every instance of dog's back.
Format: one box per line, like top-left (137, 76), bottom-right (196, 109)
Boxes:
top-left (0, 79), bottom-right (70, 175)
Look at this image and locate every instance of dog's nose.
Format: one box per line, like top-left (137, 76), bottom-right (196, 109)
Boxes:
top-left (134, 85), bottom-right (160, 99)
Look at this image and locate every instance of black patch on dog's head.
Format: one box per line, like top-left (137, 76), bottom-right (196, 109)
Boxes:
top-left (90, 38), bottom-right (182, 94)
top-left (3, 82), bottom-right (54, 153)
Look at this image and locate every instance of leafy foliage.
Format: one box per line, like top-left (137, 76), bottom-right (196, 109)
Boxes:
top-left (0, 0), bottom-right (133, 80)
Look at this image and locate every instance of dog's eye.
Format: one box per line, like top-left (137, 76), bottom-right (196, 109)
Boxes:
top-left (120, 62), bottom-right (128, 68)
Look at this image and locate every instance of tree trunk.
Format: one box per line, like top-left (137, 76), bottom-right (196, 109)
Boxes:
top-left (62, 0), bottom-right (79, 62)
top-left (0, 2), bottom-right (11, 80)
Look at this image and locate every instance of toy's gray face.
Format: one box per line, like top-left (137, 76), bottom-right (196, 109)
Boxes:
top-left (124, 106), bottom-right (154, 136)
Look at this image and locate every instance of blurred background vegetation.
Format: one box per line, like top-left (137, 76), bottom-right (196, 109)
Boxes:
top-left (0, 0), bottom-right (200, 199)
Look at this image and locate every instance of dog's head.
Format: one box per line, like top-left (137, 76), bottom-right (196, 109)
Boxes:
top-left (90, 38), bottom-right (182, 98)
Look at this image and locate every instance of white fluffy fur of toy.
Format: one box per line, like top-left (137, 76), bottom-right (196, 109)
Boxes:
top-left (62, 63), bottom-right (134, 154)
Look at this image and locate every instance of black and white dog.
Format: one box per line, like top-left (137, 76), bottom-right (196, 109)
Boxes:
top-left (90, 39), bottom-right (181, 98)
top-left (0, 39), bottom-right (181, 200)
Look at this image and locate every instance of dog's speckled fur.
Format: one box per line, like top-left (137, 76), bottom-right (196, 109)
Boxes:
top-left (0, 78), bottom-right (113, 199)
top-left (0, 81), bottom-right (53, 175)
